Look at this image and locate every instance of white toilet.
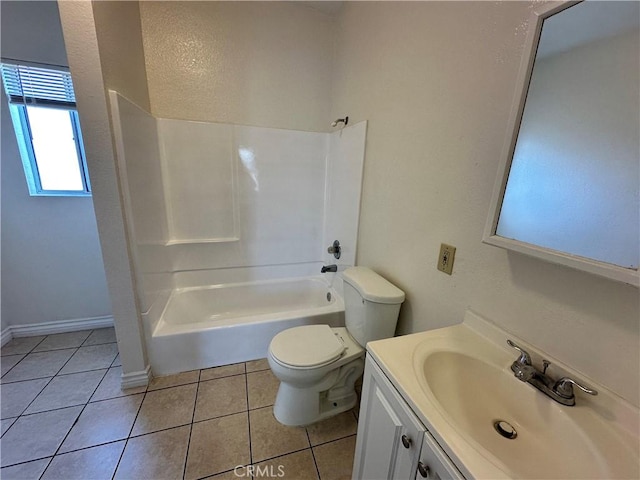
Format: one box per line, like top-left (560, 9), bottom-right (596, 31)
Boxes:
top-left (268, 266), bottom-right (405, 426)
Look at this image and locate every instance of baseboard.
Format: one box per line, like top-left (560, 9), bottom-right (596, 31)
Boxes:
top-left (8, 315), bottom-right (114, 338)
top-left (121, 365), bottom-right (152, 389)
top-left (1, 328), bottom-right (13, 347)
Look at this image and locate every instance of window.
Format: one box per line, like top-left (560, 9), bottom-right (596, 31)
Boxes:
top-left (1, 62), bottom-right (90, 196)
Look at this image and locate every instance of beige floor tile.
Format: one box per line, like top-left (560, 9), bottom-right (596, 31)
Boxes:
top-left (246, 358), bottom-right (270, 373)
top-left (1, 349), bottom-right (76, 383)
top-left (114, 425), bottom-right (190, 480)
top-left (132, 384), bottom-right (197, 436)
top-left (1, 417), bottom-right (17, 436)
top-left (82, 327), bottom-right (117, 346)
top-left (1, 354), bottom-right (25, 377)
top-left (306, 411), bottom-right (358, 446)
top-left (247, 369), bottom-right (280, 410)
top-left (185, 412), bottom-right (250, 480)
top-left (33, 331), bottom-right (92, 352)
top-left (249, 406), bottom-right (309, 463)
top-left (1, 336), bottom-right (45, 356)
top-left (0, 406), bottom-right (82, 466)
top-left (0, 458), bottom-right (50, 480)
top-left (59, 394), bottom-right (144, 453)
top-left (200, 362), bottom-right (245, 381)
top-left (312, 435), bottom-right (356, 480)
top-left (148, 369), bottom-right (199, 391)
top-left (25, 370), bottom-right (106, 414)
top-left (1, 377), bottom-right (50, 419)
top-left (254, 449), bottom-right (319, 479)
top-left (59, 344), bottom-right (119, 375)
top-left (41, 440), bottom-right (125, 480)
top-left (91, 366), bottom-right (146, 402)
top-left (194, 375), bottom-right (247, 422)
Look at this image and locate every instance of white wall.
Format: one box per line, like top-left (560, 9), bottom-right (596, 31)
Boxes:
top-left (330, 1), bottom-right (639, 406)
top-left (0, 1), bottom-right (111, 329)
top-left (499, 29), bottom-right (639, 268)
top-left (139, 1), bottom-right (334, 132)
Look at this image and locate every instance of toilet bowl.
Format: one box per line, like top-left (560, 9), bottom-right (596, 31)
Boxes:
top-left (268, 267), bottom-right (405, 426)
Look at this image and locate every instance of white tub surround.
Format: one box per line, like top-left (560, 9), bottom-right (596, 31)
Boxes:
top-left (109, 91), bottom-right (366, 373)
top-left (148, 276), bottom-right (344, 375)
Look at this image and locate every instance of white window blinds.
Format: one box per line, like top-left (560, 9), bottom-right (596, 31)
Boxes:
top-left (0, 63), bottom-right (76, 108)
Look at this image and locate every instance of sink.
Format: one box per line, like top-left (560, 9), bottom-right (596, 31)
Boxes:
top-left (418, 350), bottom-right (609, 479)
top-left (366, 311), bottom-right (640, 480)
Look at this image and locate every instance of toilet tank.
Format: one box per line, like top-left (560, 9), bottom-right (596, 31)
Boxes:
top-left (342, 267), bottom-right (405, 347)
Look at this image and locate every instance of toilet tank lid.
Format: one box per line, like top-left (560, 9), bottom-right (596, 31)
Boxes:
top-left (343, 267), bottom-right (405, 304)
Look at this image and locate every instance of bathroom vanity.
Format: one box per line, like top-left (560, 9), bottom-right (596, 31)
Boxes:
top-left (352, 311), bottom-right (640, 479)
top-left (353, 355), bottom-right (463, 479)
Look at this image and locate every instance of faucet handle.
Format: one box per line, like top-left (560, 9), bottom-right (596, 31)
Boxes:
top-left (553, 377), bottom-right (598, 398)
top-left (507, 339), bottom-right (532, 366)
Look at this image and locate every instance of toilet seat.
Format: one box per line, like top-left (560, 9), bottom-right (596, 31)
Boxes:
top-left (269, 325), bottom-right (346, 368)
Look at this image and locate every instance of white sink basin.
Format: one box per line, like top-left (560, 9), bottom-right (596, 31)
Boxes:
top-left (366, 311), bottom-right (640, 479)
top-left (420, 351), bottom-right (613, 479)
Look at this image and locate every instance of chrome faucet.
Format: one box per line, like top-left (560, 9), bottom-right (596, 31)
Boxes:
top-left (321, 264), bottom-right (338, 273)
top-left (507, 339), bottom-right (597, 406)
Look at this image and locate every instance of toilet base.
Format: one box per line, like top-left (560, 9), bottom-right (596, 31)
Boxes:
top-left (273, 358), bottom-right (365, 426)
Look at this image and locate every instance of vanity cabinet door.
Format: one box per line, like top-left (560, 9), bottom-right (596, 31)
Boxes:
top-left (414, 431), bottom-right (464, 480)
top-left (352, 356), bottom-right (425, 480)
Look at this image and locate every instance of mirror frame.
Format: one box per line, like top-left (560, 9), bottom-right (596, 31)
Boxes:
top-left (483, 0), bottom-right (639, 288)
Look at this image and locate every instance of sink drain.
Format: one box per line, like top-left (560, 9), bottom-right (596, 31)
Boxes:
top-left (494, 420), bottom-right (517, 439)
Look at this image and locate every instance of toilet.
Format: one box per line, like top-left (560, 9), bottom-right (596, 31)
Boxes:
top-left (268, 266), bottom-right (405, 426)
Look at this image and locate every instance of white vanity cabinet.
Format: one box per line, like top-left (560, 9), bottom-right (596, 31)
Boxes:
top-left (353, 355), bottom-right (464, 480)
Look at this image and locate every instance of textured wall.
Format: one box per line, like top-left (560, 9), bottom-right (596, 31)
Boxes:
top-left (330, 1), bottom-right (639, 405)
top-left (92, 1), bottom-right (150, 112)
top-left (139, 1), bottom-right (334, 131)
top-left (0, 1), bottom-right (111, 329)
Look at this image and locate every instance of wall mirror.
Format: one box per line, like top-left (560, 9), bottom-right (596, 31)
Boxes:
top-left (484, 0), bottom-right (639, 287)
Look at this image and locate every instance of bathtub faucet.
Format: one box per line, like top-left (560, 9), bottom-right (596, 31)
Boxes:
top-left (321, 264), bottom-right (338, 273)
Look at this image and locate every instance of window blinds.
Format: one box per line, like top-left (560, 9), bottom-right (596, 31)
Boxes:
top-left (0, 63), bottom-right (76, 108)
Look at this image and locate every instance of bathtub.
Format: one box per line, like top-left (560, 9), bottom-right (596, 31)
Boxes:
top-left (146, 276), bottom-right (345, 375)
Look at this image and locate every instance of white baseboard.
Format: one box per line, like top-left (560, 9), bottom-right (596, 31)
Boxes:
top-left (4, 315), bottom-right (114, 342)
top-left (1, 328), bottom-right (13, 347)
top-left (121, 365), bottom-right (152, 389)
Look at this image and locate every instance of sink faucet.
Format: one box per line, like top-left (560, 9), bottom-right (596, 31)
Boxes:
top-left (321, 264), bottom-right (338, 273)
top-left (507, 340), bottom-right (597, 406)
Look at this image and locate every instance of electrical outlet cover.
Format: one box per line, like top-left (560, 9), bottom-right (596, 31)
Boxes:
top-left (437, 244), bottom-right (456, 275)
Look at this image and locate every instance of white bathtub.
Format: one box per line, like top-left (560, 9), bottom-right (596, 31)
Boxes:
top-left (147, 276), bottom-right (345, 375)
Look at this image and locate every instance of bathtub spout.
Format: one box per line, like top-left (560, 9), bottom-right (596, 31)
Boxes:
top-left (321, 265), bottom-right (338, 273)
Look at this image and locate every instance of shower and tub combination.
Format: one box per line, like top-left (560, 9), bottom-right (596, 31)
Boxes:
top-left (109, 91), bottom-right (367, 375)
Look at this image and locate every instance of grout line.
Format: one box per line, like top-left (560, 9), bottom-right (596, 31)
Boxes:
top-left (181, 369), bottom-right (202, 480)
top-left (0, 355), bottom-right (27, 379)
top-left (261, 446), bottom-right (315, 464)
top-left (111, 378), bottom-right (149, 480)
top-left (306, 429), bottom-right (322, 480)
top-left (243, 364), bottom-right (254, 466)
top-left (1, 454), bottom-right (54, 471)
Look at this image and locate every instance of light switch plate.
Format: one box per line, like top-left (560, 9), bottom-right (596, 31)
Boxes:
top-left (437, 243), bottom-right (456, 275)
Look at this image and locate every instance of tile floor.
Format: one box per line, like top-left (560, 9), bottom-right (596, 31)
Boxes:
top-left (1, 329), bottom-right (358, 479)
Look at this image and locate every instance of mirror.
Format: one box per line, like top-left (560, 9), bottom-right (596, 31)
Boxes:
top-left (484, 0), bottom-right (639, 287)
